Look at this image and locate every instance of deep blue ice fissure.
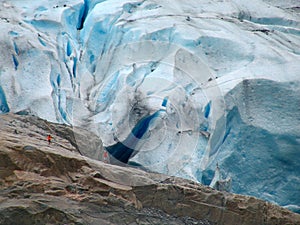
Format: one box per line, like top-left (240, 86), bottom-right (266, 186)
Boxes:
top-left (0, 86), bottom-right (10, 113)
top-left (1, 0), bottom-right (300, 213)
top-left (106, 111), bottom-right (161, 163)
top-left (106, 98), bottom-right (167, 164)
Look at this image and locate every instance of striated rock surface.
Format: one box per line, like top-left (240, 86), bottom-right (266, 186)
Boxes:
top-left (1, 0), bottom-right (300, 210)
top-left (0, 113), bottom-right (300, 225)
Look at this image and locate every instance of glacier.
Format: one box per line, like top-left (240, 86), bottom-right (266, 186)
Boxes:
top-left (0, 0), bottom-right (300, 212)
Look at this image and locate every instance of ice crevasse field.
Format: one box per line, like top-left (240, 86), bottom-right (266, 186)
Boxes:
top-left (0, 0), bottom-right (299, 212)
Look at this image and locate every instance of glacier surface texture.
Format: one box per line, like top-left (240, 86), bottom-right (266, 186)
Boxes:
top-left (0, 0), bottom-right (299, 212)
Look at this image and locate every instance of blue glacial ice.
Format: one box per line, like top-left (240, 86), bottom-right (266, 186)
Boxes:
top-left (0, 0), bottom-right (300, 212)
top-left (0, 86), bottom-right (10, 113)
top-left (203, 79), bottom-right (300, 211)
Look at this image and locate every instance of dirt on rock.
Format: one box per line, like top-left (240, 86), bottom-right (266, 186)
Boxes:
top-left (0, 113), bottom-right (299, 225)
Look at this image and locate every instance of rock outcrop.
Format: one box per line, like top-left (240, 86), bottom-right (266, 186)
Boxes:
top-left (0, 113), bottom-right (299, 225)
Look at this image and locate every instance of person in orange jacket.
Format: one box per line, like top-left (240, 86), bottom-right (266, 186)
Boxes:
top-left (47, 134), bottom-right (52, 145)
top-left (102, 150), bottom-right (109, 163)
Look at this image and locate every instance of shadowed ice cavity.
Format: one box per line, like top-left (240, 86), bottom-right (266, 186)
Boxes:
top-left (0, 86), bottom-right (10, 113)
top-left (105, 99), bottom-right (167, 164)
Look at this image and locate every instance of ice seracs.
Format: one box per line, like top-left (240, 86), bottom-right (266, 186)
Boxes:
top-left (209, 163), bottom-right (231, 192)
top-left (0, 0), bottom-right (299, 212)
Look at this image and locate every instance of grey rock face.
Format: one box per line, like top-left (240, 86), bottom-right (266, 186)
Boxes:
top-left (0, 113), bottom-right (299, 225)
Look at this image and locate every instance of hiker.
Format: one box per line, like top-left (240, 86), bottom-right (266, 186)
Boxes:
top-left (47, 134), bottom-right (52, 145)
top-left (102, 150), bottom-right (109, 163)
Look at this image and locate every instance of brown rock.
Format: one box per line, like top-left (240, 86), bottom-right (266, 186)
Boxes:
top-left (0, 113), bottom-right (299, 225)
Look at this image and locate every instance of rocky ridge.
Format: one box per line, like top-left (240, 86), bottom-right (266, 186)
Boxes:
top-left (0, 113), bottom-right (299, 225)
